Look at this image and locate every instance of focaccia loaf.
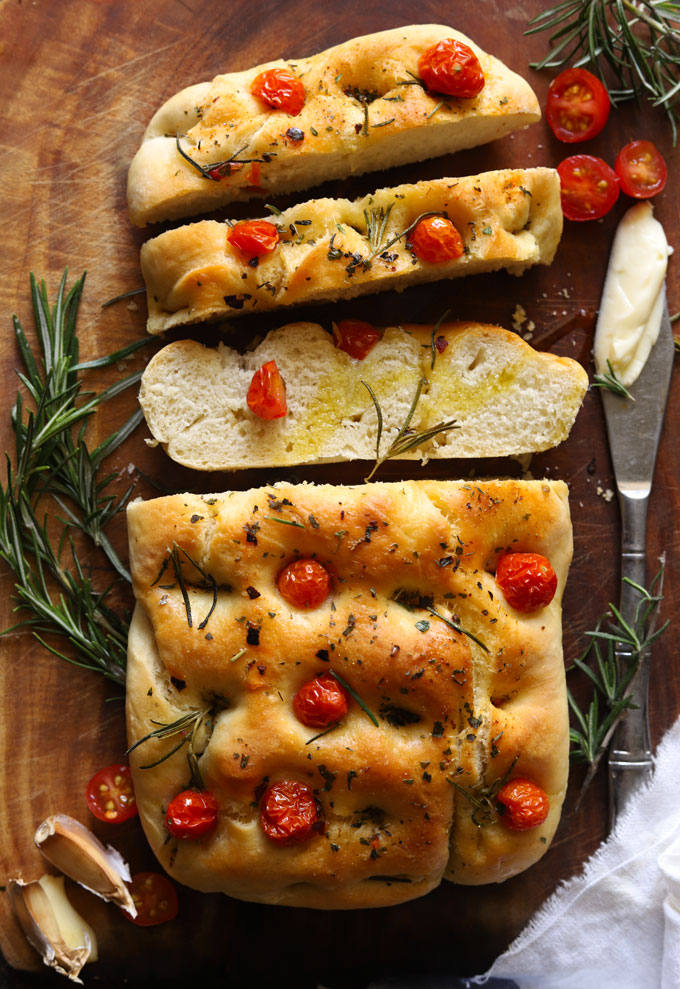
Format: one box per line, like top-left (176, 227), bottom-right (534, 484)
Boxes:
top-left (141, 168), bottom-right (562, 334)
top-left (127, 25), bottom-right (540, 226)
top-left (139, 321), bottom-right (588, 470)
top-left (126, 480), bottom-right (571, 908)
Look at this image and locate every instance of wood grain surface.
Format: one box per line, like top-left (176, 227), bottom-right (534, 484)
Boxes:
top-left (0, 1), bottom-right (678, 985)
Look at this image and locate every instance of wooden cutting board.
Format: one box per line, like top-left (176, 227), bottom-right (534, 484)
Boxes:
top-left (1, 1), bottom-right (678, 985)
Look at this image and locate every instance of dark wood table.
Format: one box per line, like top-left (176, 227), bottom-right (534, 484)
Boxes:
top-left (1, 1), bottom-right (678, 984)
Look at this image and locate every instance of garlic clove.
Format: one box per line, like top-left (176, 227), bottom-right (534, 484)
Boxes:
top-left (34, 814), bottom-right (137, 917)
top-left (9, 876), bottom-right (95, 983)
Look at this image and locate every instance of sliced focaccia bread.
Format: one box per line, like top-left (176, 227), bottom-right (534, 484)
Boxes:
top-left (141, 168), bottom-right (562, 334)
top-left (126, 479), bottom-right (571, 907)
top-left (138, 320), bottom-right (587, 470)
top-left (127, 25), bottom-right (540, 226)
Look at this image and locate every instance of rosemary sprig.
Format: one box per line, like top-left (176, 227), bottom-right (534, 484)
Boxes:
top-left (448, 756), bottom-right (519, 828)
top-left (568, 563), bottom-right (668, 803)
top-left (345, 209), bottom-right (446, 276)
top-left (526, 1), bottom-right (680, 142)
top-left (152, 543), bottom-right (219, 630)
top-left (329, 669), bottom-right (379, 727)
top-left (127, 708), bottom-right (213, 789)
top-left (362, 379), bottom-right (458, 481)
top-left (426, 606), bottom-right (489, 654)
top-left (592, 359), bottom-right (635, 400)
top-left (175, 134), bottom-right (274, 181)
top-left (0, 272), bottom-right (145, 684)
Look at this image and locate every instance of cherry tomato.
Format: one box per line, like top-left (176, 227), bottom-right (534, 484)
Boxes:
top-left (411, 216), bottom-right (464, 263)
top-left (86, 764), bottom-right (137, 823)
top-left (251, 67), bottom-right (305, 116)
top-left (557, 154), bottom-right (619, 221)
top-left (615, 140), bottom-right (667, 199)
top-left (246, 360), bottom-right (287, 420)
top-left (418, 39), bottom-right (485, 99)
top-left (333, 319), bottom-right (382, 359)
top-left (124, 872), bottom-right (178, 927)
top-left (260, 780), bottom-right (320, 844)
top-left (497, 778), bottom-right (550, 831)
top-left (293, 673), bottom-right (349, 728)
top-left (277, 558), bottom-right (331, 609)
top-left (496, 552), bottom-right (558, 613)
top-left (227, 219), bottom-right (279, 257)
top-left (546, 68), bottom-right (610, 143)
top-left (165, 789), bottom-right (218, 840)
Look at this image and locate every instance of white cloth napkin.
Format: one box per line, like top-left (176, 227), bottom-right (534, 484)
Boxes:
top-left (468, 714), bottom-right (680, 989)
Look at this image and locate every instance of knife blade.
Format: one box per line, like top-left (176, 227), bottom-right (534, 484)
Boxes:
top-left (604, 292), bottom-right (673, 830)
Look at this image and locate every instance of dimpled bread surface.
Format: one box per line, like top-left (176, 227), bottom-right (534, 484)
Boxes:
top-left (127, 25), bottom-right (540, 226)
top-left (126, 479), bottom-right (571, 909)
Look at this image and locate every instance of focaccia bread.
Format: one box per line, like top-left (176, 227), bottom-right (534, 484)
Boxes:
top-left (126, 480), bottom-right (571, 908)
top-left (139, 321), bottom-right (588, 470)
top-left (127, 25), bottom-right (540, 226)
top-left (141, 168), bottom-right (562, 334)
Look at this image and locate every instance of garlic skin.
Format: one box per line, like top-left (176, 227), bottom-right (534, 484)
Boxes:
top-left (8, 876), bottom-right (96, 983)
top-left (34, 814), bottom-right (137, 917)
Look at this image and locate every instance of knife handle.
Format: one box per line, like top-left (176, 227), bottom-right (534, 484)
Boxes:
top-left (608, 490), bottom-right (654, 830)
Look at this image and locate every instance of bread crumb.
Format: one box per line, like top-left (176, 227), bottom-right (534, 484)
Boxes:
top-left (127, 301), bottom-right (139, 311)
top-left (512, 304), bottom-right (527, 332)
top-left (596, 485), bottom-right (614, 502)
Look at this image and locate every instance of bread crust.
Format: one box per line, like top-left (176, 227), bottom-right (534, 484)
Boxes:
top-left (139, 320), bottom-right (588, 470)
top-left (127, 25), bottom-right (540, 226)
top-left (126, 480), bottom-right (571, 907)
top-left (141, 168), bottom-right (562, 334)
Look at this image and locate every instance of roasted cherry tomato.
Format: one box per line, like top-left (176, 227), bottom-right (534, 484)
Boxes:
top-left (411, 216), bottom-right (464, 263)
top-left (496, 552), bottom-right (558, 613)
top-left (418, 39), bottom-right (485, 99)
top-left (246, 360), bottom-right (288, 420)
top-left (615, 140), bottom-right (667, 199)
top-left (546, 68), bottom-right (610, 143)
top-left (86, 764), bottom-right (137, 823)
top-left (251, 67), bottom-right (305, 116)
top-left (165, 789), bottom-right (219, 840)
top-left (293, 673), bottom-right (349, 728)
top-left (278, 558), bottom-right (331, 609)
top-left (497, 778), bottom-right (550, 831)
top-left (124, 872), bottom-right (178, 927)
top-left (227, 219), bottom-right (279, 257)
top-left (557, 154), bottom-right (619, 221)
top-left (333, 319), bottom-right (382, 359)
top-left (260, 780), bottom-right (321, 844)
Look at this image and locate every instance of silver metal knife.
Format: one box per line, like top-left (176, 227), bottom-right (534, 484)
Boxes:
top-left (604, 292), bottom-right (673, 830)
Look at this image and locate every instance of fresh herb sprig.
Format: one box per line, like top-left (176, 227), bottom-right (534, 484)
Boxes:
top-left (175, 134), bottom-right (274, 181)
top-left (0, 272), bottom-right (146, 684)
top-left (362, 379), bottom-right (458, 481)
top-left (568, 563), bottom-right (668, 803)
top-left (127, 708), bottom-right (214, 789)
top-left (526, 1), bottom-right (680, 142)
top-left (448, 757), bottom-right (519, 828)
top-left (345, 209), bottom-right (447, 276)
top-left (592, 359), bottom-right (635, 400)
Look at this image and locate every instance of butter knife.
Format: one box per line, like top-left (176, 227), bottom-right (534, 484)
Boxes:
top-left (603, 293), bottom-right (673, 830)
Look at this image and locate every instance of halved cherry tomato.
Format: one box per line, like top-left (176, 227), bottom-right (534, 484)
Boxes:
top-left (497, 778), bottom-right (550, 831)
top-left (496, 552), bottom-right (558, 613)
top-left (333, 319), bottom-right (382, 359)
top-left (293, 673), bottom-right (349, 728)
top-left (418, 39), bottom-right (485, 99)
top-left (165, 789), bottom-right (218, 840)
top-left (546, 68), bottom-right (610, 143)
top-left (278, 558), bottom-right (331, 609)
top-left (615, 140), bottom-right (667, 199)
top-left (557, 154), bottom-right (619, 221)
top-left (260, 780), bottom-right (321, 844)
top-left (411, 216), bottom-right (464, 263)
top-left (246, 360), bottom-right (287, 420)
top-left (251, 68), bottom-right (305, 116)
top-left (124, 872), bottom-right (178, 927)
top-left (86, 764), bottom-right (137, 823)
top-left (227, 219), bottom-right (279, 257)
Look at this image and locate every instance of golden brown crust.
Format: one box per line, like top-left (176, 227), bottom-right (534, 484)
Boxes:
top-left (126, 480), bottom-right (570, 907)
top-left (140, 168), bottom-right (562, 335)
top-left (138, 320), bottom-right (588, 470)
top-left (127, 25), bottom-right (540, 226)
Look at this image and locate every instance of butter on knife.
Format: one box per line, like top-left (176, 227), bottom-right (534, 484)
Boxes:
top-left (593, 201), bottom-right (671, 387)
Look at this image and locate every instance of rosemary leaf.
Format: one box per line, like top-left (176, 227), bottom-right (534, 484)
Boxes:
top-left (426, 606), bottom-right (489, 653)
top-left (329, 669), bottom-right (379, 727)
top-left (592, 359), bottom-right (635, 400)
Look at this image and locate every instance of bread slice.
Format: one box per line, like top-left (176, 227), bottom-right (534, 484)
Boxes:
top-left (127, 25), bottom-right (540, 226)
top-left (141, 168), bottom-right (563, 335)
top-left (138, 320), bottom-right (588, 471)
